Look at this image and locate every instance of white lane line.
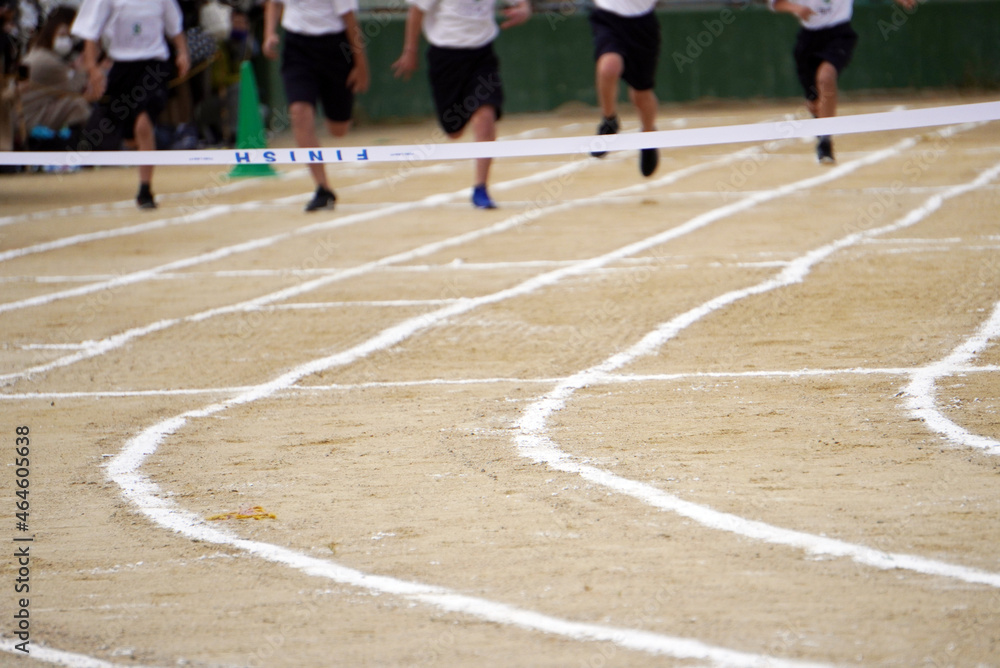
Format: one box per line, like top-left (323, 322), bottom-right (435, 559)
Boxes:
top-left (0, 275), bottom-right (123, 283)
top-left (0, 638), bottom-right (145, 667)
top-left (3, 128), bottom-right (992, 665)
top-left (513, 159), bottom-right (1000, 587)
top-left (0, 115), bottom-right (732, 309)
top-left (5, 366), bottom-right (999, 402)
top-left (97, 133), bottom-right (951, 666)
top-left (0, 165), bottom-right (307, 229)
top-left (1, 387), bottom-right (261, 400)
top-left (902, 299), bottom-right (1000, 455)
top-left (0, 142), bottom-right (774, 385)
top-left (0, 198), bottom-right (297, 264)
top-left (0, 157), bottom-right (615, 385)
top-left (249, 299), bottom-right (462, 309)
top-left (0, 148), bottom-right (482, 264)
top-left (12, 131), bottom-right (956, 668)
top-left (17, 343), bottom-right (90, 350)
top-left (0, 150), bottom-right (609, 316)
top-left (0, 121), bottom-right (563, 229)
top-left (3, 131), bottom-right (986, 395)
top-left (107, 393), bottom-right (823, 668)
top-left (0, 131), bottom-right (950, 390)
top-left (0, 258), bottom-right (795, 283)
top-left (0, 118), bottom-right (904, 668)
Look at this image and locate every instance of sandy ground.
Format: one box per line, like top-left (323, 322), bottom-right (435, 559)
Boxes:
top-left (1, 92), bottom-right (999, 667)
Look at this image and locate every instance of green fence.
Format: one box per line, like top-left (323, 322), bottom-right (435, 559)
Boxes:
top-left (260, 0), bottom-right (1000, 124)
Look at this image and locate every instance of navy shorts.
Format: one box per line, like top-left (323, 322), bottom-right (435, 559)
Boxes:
top-left (281, 30), bottom-right (354, 122)
top-left (104, 59), bottom-right (171, 139)
top-left (794, 20), bottom-right (858, 100)
top-left (589, 8), bottom-right (661, 92)
top-left (426, 43), bottom-right (503, 135)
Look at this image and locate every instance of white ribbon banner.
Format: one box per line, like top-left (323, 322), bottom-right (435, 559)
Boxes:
top-left (1, 101), bottom-right (998, 167)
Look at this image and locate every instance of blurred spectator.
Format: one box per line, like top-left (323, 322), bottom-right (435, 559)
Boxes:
top-left (39, 0), bottom-right (82, 10)
top-left (205, 7), bottom-right (257, 145)
top-left (200, 0), bottom-right (232, 41)
top-left (18, 5), bottom-right (94, 145)
top-left (17, 0), bottom-right (42, 44)
top-left (158, 1), bottom-right (225, 148)
top-left (1, 0), bottom-right (22, 153)
top-left (2, 0), bottom-right (21, 74)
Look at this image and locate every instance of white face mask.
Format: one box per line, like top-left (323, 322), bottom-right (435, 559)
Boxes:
top-left (53, 35), bottom-right (73, 57)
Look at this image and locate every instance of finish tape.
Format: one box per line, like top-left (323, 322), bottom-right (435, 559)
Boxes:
top-left (1, 101), bottom-right (998, 168)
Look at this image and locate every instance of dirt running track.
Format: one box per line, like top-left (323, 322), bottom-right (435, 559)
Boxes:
top-left (0, 93), bottom-right (999, 667)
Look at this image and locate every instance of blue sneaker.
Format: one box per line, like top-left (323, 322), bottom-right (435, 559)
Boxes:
top-left (472, 184), bottom-right (496, 209)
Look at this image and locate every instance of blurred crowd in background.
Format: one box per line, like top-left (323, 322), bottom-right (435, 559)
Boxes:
top-left (1, 0), bottom-right (265, 169)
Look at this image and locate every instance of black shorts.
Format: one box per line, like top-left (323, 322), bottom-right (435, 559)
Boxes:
top-left (426, 43), bottom-right (503, 135)
top-left (589, 8), bottom-right (661, 92)
top-left (281, 30), bottom-right (354, 122)
top-left (103, 59), bottom-right (171, 139)
top-left (793, 21), bottom-right (858, 100)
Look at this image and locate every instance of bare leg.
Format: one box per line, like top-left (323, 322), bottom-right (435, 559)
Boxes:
top-left (290, 101), bottom-right (328, 190)
top-left (629, 88), bottom-right (660, 177)
top-left (813, 62), bottom-right (839, 163)
top-left (814, 61), bottom-right (839, 119)
top-left (595, 52), bottom-right (624, 119)
top-left (469, 104), bottom-right (496, 187)
top-left (629, 87), bottom-right (657, 132)
top-left (591, 53), bottom-right (624, 158)
top-left (134, 111), bottom-right (155, 188)
top-left (805, 98), bottom-right (819, 118)
top-left (326, 119), bottom-right (351, 138)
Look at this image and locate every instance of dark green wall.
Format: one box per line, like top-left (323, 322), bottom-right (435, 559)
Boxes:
top-left (260, 0), bottom-right (1000, 124)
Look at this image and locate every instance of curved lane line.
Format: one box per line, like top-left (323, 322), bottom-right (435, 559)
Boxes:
top-left (513, 160), bottom-right (1000, 587)
top-left (903, 300), bottom-right (1000, 455)
top-left (97, 134), bottom-right (956, 665)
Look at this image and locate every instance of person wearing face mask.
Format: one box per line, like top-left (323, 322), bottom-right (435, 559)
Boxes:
top-left (18, 5), bottom-right (94, 142)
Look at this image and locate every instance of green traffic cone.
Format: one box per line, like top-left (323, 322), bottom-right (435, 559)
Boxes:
top-left (230, 60), bottom-right (277, 178)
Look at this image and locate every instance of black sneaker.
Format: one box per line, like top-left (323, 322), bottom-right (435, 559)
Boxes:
top-left (591, 115), bottom-right (619, 158)
top-left (305, 186), bottom-right (336, 212)
top-left (136, 190), bottom-right (157, 210)
top-left (640, 147), bottom-right (659, 177)
top-left (816, 136), bottom-right (834, 164)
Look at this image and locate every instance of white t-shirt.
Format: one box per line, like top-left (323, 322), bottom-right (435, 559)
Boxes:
top-left (593, 0), bottom-right (657, 18)
top-left (769, 0), bottom-right (852, 30)
top-left (277, 0), bottom-right (360, 36)
top-left (71, 0), bottom-right (183, 61)
top-left (408, 0), bottom-right (499, 49)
